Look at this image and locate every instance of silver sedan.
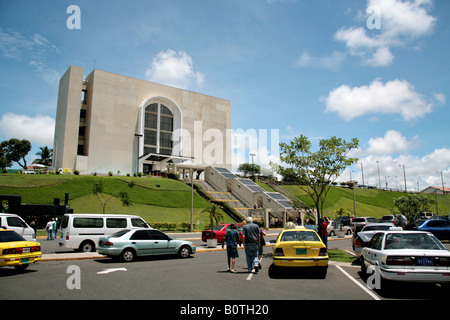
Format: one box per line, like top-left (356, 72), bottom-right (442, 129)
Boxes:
top-left (97, 228), bottom-right (196, 262)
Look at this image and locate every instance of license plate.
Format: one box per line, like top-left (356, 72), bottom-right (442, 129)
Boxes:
top-left (21, 258), bottom-right (30, 264)
top-left (296, 248), bottom-right (307, 255)
top-left (23, 247), bottom-right (30, 253)
top-left (417, 257), bottom-right (434, 266)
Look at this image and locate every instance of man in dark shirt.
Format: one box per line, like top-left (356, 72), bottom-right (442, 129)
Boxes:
top-left (242, 216), bottom-right (261, 273)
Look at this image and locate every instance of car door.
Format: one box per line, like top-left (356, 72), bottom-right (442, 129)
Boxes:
top-left (441, 221), bottom-right (450, 240)
top-left (5, 216), bottom-right (33, 240)
top-left (130, 230), bottom-right (154, 256)
top-left (148, 230), bottom-right (175, 255)
top-left (364, 233), bottom-right (383, 267)
top-left (423, 220), bottom-right (443, 239)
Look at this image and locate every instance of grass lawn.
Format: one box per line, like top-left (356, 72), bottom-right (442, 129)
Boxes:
top-left (2, 174), bottom-right (449, 230)
top-left (328, 249), bottom-right (357, 263)
top-left (280, 184), bottom-right (450, 219)
top-left (0, 174), bottom-right (236, 230)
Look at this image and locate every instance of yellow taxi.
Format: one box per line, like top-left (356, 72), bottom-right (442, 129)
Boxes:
top-left (0, 229), bottom-right (42, 271)
top-left (271, 226), bottom-right (328, 277)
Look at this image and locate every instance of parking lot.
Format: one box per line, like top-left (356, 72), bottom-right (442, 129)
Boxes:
top-left (1, 231), bottom-right (449, 303)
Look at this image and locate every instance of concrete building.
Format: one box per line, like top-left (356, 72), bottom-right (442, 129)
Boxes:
top-left (53, 66), bottom-right (231, 176)
top-left (421, 186), bottom-right (449, 195)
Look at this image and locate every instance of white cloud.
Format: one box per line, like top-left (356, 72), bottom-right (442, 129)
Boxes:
top-left (0, 113), bottom-right (55, 146)
top-left (335, 0), bottom-right (436, 66)
top-left (295, 50), bottom-right (345, 71)
top-left (0, 29), bottom-right (61, 83)
top-left (340, 148), bottom-right (450, 191)
top-left (322, 78), bottom-right (435, 121)
top-left (367, 130), bottom-right (415, 155)
top-left (144, 49), bottom-right (204, 90)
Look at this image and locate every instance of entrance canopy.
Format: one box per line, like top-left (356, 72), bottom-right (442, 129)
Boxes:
top-left (139, 153), bottom-right (194, 164)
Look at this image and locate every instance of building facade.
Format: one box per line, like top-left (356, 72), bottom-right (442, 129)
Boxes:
top-left (53, 66), bottom-right (231, 176)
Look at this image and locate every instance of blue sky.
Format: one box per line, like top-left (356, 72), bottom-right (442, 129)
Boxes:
top-left (0, 0), bottom-right (449, 191)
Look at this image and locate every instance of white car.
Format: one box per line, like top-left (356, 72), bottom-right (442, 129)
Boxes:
top-left (360, 230), bottom-right (450, 287)
top-left (352, 223), bottom-right (397, 256)
top-left (327, 221), bottom-right (352, 237)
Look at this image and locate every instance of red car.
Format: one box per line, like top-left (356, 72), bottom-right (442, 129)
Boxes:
top-left (201, 223), bottom-right (243, 243)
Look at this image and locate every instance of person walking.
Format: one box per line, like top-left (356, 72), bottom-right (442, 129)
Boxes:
top-left (221, 223), bottom-right (241, 273)
top-left (52, 218), bottom-right (58, 240)
top-left (322, 218), bottom-right (329, 248)
top-left (45, 218), bottom-right (54, 240)
top-left (30, 219), bottom-right (38, 239)
top-left (258, 228), bottom-right (266, 270)
top-left (242, 217), bottom-right (261, 274)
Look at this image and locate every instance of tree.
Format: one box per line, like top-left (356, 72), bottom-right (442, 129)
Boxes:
top-left (92, 180), bottom-right (135, 214)
top-left (392, 194), bottom-right (434, 222)
top-left (202, 205), bottom-right (224, 239)
top-left (33, 146), bottom-right (53, 166)
top-left (237, 163), bottom-right (261, 177)
top-left (1, 139), bottom-right (31, 169)
top-left (278, 134), bottom-right (359, 239)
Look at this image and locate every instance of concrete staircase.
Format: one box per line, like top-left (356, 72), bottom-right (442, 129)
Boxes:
top-left (193, 180), bottom-right (251, 217)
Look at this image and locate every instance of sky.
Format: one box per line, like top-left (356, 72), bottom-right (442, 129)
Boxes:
top-left (0, 0), bottom-right (449, 191)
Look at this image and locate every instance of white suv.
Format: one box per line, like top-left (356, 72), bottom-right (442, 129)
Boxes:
top-left (351, 217), bottom-right (379, 232)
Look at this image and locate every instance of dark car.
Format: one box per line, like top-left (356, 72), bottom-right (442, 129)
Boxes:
top-left (417, 219), bottom-right (450, 241)
top-left (337, 216), bottom-right (352, 226)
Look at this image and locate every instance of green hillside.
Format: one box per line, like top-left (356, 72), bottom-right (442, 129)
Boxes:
top-left (0, 174), bottom-right (236, 230)
top-left (1, 174), bottom-right (449, 228)
top-left (281, 184), bottom-right (450, 219)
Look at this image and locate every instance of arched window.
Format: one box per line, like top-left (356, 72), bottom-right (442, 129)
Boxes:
top-left (144, 103), bottom-right (174, 155)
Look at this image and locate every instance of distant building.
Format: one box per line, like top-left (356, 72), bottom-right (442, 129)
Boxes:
top-left (421, 186), bottom-right (449, 195)
top-left (53, 66), bottom-right (231, 176)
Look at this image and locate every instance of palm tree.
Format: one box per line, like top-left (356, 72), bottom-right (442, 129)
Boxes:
top-left (202, 205), bottom-right (224, 239)
top-left (33, 146), bottom-right (53, 166)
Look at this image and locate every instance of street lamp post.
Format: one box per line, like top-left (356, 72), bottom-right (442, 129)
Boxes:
top-left (134, 134), bottom-right (143, 175)
top-left (360, 162), bottom-right (365, 187)
top-left (437, 171), bottom-right (446, 195)
top-left (376, 161), bottom-right (381, 189)
top-left (399, 164), bottom-right (407, 192)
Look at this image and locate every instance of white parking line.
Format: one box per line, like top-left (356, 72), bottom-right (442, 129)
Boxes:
top-left (246, 257), bottom-right (263, 280)
top-left (335, 265), bottom-right (381, 300)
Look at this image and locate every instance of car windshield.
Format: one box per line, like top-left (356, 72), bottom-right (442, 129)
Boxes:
top-left (280, 231), bottom-right (320, 242)
top-left (0, 230), bottom-right (26, 242)
top-left (353, 218), bottom-right (365, 222)
top-left (384, 233), bottom-right (445, 250)
top-left (362, 225), bottom-right (392, 232)
top-left (213, 225), bottom-right (225, 231)
top-left (110, 229), bottom-right (131, 238)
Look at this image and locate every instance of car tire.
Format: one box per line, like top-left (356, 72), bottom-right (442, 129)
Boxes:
top-left (360, 257), bottom-right (367, 275)
top-left (329, 230), bottom-right (335, 237)
top-left (178, 245), bottom-right (191, 258)
top-left (346, 229), bottom-right (352, 235)
top-left (317, 266), bottom-right (327, 279)
top-left (14, 264), bottom-right (29, 271)
top-left (79, 240), bottom-right (95, 253)
top-left (121, 248), bottom-right (136, 262)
